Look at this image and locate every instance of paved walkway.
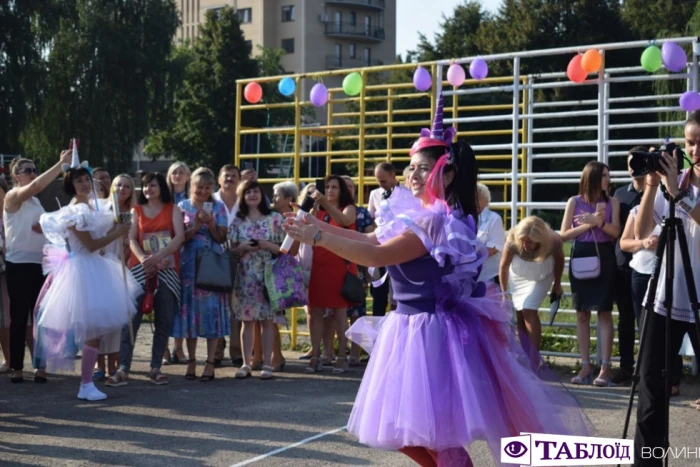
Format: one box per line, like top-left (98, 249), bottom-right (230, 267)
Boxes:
top-left (0, 334), bottom-right (698, 466)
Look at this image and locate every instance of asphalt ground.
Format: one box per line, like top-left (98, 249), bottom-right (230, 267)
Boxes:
top-left (0, 332), bottom-right (698, 467)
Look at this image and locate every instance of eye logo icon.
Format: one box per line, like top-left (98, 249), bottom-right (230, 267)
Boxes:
top-left (504, 441), bottom-right (528, 458)
top-left (501, 435), bottom-right (532, 465)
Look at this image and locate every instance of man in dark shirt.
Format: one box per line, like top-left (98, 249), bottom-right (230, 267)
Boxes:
top-left (611, 146), bottom-right (647, 385)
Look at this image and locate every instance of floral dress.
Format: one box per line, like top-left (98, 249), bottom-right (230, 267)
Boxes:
top-left (229, 212), bottom-right (284, 321)
top-left (172, 199), bottom-right (230, 339)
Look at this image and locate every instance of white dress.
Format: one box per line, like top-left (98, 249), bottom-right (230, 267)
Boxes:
top-left (509, 254), bottom-right (554, 311)
top-left (37, 203), bottom-right (141, 348)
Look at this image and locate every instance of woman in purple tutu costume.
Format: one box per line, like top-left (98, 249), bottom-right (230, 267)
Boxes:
top-left (282, 93), bottom-right (589, 467)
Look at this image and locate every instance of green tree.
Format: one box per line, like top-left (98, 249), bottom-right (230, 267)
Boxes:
top-left (621, 0), bottom-right (696, 39)
top-left (0, 1), bottom-right (54, 155)
top-left (151, 7), bottom-right (258, 170)
top-left (21, 0), bottom-right (179, 173)
top-left (412, 0), bottom-right (492, 62)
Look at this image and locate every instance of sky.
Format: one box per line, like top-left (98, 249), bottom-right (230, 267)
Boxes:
top-left (396, 0), bottom-right (502, 58)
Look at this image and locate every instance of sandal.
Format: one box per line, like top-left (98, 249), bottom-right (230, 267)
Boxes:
top-left (150, 368), bottom-right (169, 385)
top-left (235, 364), bottom-right (252, 379)
top-left (593, 360), bottom-right (613, 387)
top-left (571, 361), bottom-right (592, 385)
top-left (305, 357), bottom-right (323, 374)
top-left (250, 361), bottom-right (263, 371)
top-left (260, 365), bottom-right (274, 380)
top-left (185, 359), bottom-right (197, 380)
top-left (200, 360), bottom-right (215, 382)
top-left (348, 356), bottom-right (361, 367)
top-left (332, 357), bottom-right (349, 374)
top-left (34, 369), bottom-right (48, 383)
top-left (170, 348), bottom-right (187, 365)
top-left (272, 359), bottom-right (286, 372)
top-left (162, 349), bottom-right (171, 366)
top-left (92, 370), bottom-right (106, 381)
top-left (105, 369), bottom-right (128, 387)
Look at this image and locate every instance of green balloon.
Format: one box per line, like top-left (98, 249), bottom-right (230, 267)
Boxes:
top-left (641, 45), bottom-right (662, 72)
top-left (343, 72), bottom-right (363, 96)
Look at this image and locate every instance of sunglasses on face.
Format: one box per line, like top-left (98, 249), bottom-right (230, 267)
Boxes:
top-left (17, 168), bottom-right (38, 175)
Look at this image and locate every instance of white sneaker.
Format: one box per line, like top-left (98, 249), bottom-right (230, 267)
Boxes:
top-left (77, 382), bottom-right (107, 401)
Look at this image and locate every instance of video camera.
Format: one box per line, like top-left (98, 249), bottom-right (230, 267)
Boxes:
top-left (629, 142), bottom-right (685, 178)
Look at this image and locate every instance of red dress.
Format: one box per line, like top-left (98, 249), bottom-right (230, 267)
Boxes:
top-left (308, 208), bottom-right (359, 308)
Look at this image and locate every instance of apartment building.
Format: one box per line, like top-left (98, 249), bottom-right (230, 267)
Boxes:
top-left (177, 0), bottom-right (396, 119)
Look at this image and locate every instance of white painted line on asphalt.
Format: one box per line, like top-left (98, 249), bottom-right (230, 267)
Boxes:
top-left (230, 426), bottom-right (347, 466)
top-left (569, 388), bottom-right (688, 407)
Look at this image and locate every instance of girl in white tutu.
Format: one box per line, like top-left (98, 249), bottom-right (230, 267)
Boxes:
top-left (36, 151), bottom-right (140, 401)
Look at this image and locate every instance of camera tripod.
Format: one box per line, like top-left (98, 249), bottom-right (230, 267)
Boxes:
top-left (619, 185), bottom-right (700, 466)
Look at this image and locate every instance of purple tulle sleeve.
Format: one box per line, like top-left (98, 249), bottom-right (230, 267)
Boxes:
top-left (373, 191), bottom-right (511, 323)
top-left (375, 189), bottom-right (487, 286)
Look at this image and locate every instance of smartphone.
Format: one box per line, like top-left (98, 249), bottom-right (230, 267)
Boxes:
top-left (548, 296), bottom-right (561, 326)
top-left (244, 162), bottom-right (254, 170)
top-left (203, 202), bottom-right (213, 214)
top-left (315, 178), bottom-right (326, 195)
top-left (596, 202), bottom-right (605, 212)
top-left (250, 239), bottom-right (259, 247)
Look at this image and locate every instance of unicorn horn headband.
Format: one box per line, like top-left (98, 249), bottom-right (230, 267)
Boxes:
top-left (61, 139), bottom-right (89, 172)
top-left (409, 92), bottom-right (456, 156)
top-left (62, 139), bottom-right (99, 211)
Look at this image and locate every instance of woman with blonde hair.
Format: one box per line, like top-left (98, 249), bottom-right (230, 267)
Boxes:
top-left (561, 161), bottom-right (620, 386)
top-left (165, 161), bottom-right (191, 364)
top-left (174, 167), bottom-right (229, 381)
top-left (94, 174), bottom-right (136, 380)
top-left (499, 216), bottom-right (564, 360)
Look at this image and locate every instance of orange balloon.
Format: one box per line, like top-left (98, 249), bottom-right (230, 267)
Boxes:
top-left (567, 55), bottom-right (587, 83)
top-left (581, 49), bottom-right (602, 73)
top-left (244, 82), bottom-right (263, 104)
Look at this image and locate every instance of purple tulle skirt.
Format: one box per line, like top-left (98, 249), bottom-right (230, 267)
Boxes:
top-left (346, 294), bottom-right (590, 464)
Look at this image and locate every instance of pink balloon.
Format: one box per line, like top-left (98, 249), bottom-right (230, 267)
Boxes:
top-left (413, 66), bottom-right (432, 91)
top-left (447, 63), bottom-right (465, 87)
top-left (310, 83), bottom-right (328, 107)
top-left (679, 91), bottom-right (700, 112)
top-left (567, 55), bottom-right (587, 83)
top-left (661, 42), bottom-right (687, 73)
top-left (469, 58), bottom-right (488, 80)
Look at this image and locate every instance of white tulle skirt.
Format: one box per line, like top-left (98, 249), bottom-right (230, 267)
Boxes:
top-left (38, 250), bottom-right (141, 346)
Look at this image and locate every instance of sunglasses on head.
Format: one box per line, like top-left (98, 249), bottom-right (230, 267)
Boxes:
top-left (17, 167), bottom-right (38, 175)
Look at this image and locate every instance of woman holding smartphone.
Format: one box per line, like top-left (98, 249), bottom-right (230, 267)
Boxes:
top-left (229, 179), bottom-right (285, 380)
top-left (173, 168), bottom-right (229, 382)
top-left (561, 161), bottom-right (620, 387)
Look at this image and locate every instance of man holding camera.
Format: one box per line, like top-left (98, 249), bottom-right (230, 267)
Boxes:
top-left (633, 111), bottom-right (700, 465)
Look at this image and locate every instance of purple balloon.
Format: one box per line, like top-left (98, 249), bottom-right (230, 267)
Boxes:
top-left (413, 66), bottom-right (432, 92)
top-left (661, 42), bottom-right (687, 73)
top-left (310, 83), bottom-right (328, 107)
top-left (469, 58), bottom-right (488, 80)
top-left (679, 91), bottom-right (700, 112)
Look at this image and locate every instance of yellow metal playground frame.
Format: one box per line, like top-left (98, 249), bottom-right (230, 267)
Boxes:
top-left (234, 61), bottom-right (527, 349)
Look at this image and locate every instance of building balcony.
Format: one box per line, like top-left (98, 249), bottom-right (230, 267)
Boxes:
top-left (324, 22), bottom-right (385, 42)
top-left (325, 0), bottom-right (385, 11)
top-left (325, 55), bottom-right (384, 70)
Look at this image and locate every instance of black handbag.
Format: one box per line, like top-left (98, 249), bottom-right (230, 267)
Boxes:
top-left (341, 261), bottom-right (364, 304)
top-left (195, 246), bottom-right (234, 293)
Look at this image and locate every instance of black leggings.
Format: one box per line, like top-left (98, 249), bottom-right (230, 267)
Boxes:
top-left (6, 261), bottom-right (45, 371)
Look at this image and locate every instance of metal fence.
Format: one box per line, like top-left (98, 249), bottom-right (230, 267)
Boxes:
top-left (235, 37), bottom-right (699, 371)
